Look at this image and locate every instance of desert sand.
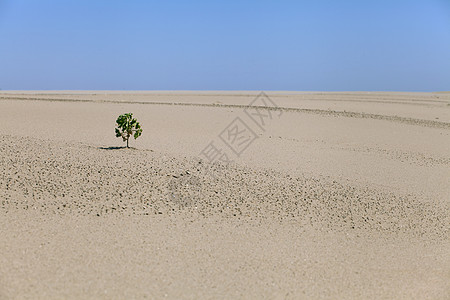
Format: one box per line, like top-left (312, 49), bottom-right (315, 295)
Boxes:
top-left (0, 91), bottom-right (449, 299)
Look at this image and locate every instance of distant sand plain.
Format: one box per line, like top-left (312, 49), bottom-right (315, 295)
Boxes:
top-left (0, 91), bottom-right (449, 299)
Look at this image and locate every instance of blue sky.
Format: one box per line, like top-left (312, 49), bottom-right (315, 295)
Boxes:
top-left (0, 0), bottom-right (449, 91)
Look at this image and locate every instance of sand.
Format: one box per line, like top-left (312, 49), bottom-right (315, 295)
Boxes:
top-left (0, 91), bottom-right (449, 299)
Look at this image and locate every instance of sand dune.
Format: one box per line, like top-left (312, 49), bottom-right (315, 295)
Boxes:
top-left (0, 91), bottom-right (449, 299)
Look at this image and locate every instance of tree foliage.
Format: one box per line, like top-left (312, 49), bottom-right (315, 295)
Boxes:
top-left (115, 113), bottom-right (142, 148)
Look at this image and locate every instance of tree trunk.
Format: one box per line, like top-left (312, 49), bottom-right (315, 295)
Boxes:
top-left (127, 138), bottom-right (129, 148)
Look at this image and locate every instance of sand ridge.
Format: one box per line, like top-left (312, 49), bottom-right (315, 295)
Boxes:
top-left (1, 134), bottom-right (448, 239)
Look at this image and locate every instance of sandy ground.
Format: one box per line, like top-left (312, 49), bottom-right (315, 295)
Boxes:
top-left (0, 91), bottom-right (449, 299)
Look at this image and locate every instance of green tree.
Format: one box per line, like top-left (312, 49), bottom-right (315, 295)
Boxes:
top-left (115, 113), bottom-right (143, 148)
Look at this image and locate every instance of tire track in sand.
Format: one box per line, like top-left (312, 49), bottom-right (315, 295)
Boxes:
top-left (1, 96), bottom-right (449, 129)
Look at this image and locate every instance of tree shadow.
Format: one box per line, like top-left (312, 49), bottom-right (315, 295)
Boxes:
top-left (98, 146), bottom-right (135, 150)
top-left (97, 146), bottom-right (152, 151)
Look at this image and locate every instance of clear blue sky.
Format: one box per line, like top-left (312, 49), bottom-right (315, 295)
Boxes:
top-left (0, 0), bottom-right (449, 91)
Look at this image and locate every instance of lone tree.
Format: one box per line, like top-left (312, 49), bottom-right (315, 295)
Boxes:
top-left (115, 113), bottom-right (143, 148)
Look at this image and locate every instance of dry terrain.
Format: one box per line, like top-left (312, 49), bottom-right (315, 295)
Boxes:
top-left (0, 91), bottom-right (449, 299)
